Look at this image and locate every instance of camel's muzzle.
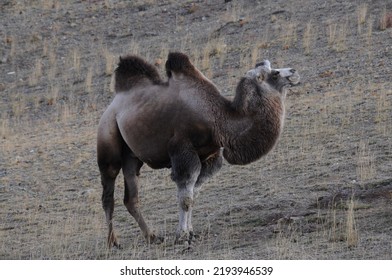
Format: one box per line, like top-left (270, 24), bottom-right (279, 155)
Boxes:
top-left (276, 68), bottom-right (300, 85)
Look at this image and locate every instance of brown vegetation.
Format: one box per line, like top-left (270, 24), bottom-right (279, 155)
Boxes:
top-left (0, 0), bottom-right (391, 259)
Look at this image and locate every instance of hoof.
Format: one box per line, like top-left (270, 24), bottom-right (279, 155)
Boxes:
top-left (181, 245), bottom-right (194, 254)
top-left (108, 240), bottom-right (121, 250)
top-left (189, 231), bottom-right (202, 242)
top-left (107, 232), bottom-right (120, 249)
top-left (147, 233), bottom-right (164, 245)
top-left (175, 231), bottom-right (202, 246)
top-left (174, 231), bottom-right (190, 246)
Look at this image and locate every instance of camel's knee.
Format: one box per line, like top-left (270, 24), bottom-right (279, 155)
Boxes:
top-left (124, 197), bottom-right (138, 209)
top-left (180, 196), bottom-right (194, 211)
top-left (102, 193), bottom-right (114, 209)
top-left (178, 187), bottom-right (194, 212)
top-left (101, 174), bottom-right (117, 207)
top-left (101, 183), bottom-right (114, 207)
top-left (123, 195), bottom-right (141, 214)
top-left (99, 162), bottom-right (121, 180)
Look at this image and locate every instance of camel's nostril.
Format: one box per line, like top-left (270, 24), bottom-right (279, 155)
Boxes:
top-left (290, 69), bottom-right (296, 73)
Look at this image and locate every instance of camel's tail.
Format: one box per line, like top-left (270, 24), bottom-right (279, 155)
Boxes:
top-left (114, 55), bottom-right (162, 92)
top-left (165, 52), bottom-right (198, 78)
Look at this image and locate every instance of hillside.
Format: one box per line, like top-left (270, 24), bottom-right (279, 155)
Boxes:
top-left (0, 0), bottom-right (391, 259)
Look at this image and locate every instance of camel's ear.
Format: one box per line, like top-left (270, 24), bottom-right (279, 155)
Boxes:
top-left (245, 68), bottom-right (260, 79)
top-left (255, 60), bottom-right (271, 71)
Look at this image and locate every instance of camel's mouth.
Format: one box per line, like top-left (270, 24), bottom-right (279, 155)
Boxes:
top-left (276, 68), bottom-right (300, 86)
top-left (253, 61), bottom-right (300, 86)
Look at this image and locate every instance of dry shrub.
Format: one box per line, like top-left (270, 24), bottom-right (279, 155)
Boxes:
top-left (379, 10), bottom-right (392, 30)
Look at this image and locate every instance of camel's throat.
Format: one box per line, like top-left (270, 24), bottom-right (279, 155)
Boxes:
top-left (222, 108), bottom-right (284, 165)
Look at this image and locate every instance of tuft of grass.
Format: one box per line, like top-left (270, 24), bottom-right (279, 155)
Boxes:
top-left (103, 48), bottom-right (115, 76)
top-left (303, 21), bottom-right (314, 55)
top-left (85, 67), bottom-right (94, 93)
top-left (378, 8), bottom-right (392, 30)
top-left (72, 48), bottom-right (81, 74)
top-left (5, 35), bottom-right (16, 59)
top-left (0, 113), bottom-right (11, 140)
top-left (48, 46), bottom-right (57, 80)
top-left (375, 86), bottom-right (391, 136)
top-left (327, 20), bottom-right (348, 52)
top-left (29, 59), bottom-right (43, 86)
top-left (346, 197), bottom-right (359, 248)
top-left (364, 16), bottom-right (373, 49)
top-left (356, 141), bottom-right (376, 184)
top-left (357, 3), bottom-right (368, 34)
top-left (48, 85), bottom-right (59, 106)
top-left (281, 22), bottom-right (297, 50)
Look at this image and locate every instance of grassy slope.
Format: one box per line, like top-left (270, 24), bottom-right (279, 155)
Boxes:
top-left (1, 0), bottom-right (391, 259)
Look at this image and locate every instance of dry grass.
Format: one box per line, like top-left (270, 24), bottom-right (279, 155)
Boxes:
top-left (327, 20), bottom-right (348, 52)
top-left (356, 141), bottom-right (376, 184)
top-left (357, 3), bottom-right (368, 34)
top-left (1, 0), bottom-right (391, 260)
top-left (378, 8), bottom-right (392, 30)
top-left (303, 21), bottom-right (314, 55)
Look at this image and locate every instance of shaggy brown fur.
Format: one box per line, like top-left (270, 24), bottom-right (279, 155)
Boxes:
top-left (115, 55), bottom-right (163, 92)
top-left (97, 52), bottom-right (299, 248)
top-left (165, 52), bottom-right (198, 78)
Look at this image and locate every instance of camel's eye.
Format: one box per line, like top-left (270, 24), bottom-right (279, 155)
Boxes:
top-left (272, 70), bottom-right (280, 80)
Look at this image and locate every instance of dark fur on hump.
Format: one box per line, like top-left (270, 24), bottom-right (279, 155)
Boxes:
top-left (165, 52), bottom-right (200, 79)
top-left (115, 55), bottom-right (162, 92)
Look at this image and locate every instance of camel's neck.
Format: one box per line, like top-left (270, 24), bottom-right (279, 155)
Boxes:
top-left (218, 83), bottom-right (285, 165)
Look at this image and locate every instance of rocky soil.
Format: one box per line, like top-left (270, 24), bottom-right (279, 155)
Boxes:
top-left (1, 0), bottom-right (391, 259)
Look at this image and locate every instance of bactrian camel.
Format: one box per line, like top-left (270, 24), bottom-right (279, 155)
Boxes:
top-left (97, 52), bottom-right (300, 248)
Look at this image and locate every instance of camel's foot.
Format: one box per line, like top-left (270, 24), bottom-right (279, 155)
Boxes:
top-left (189, 231), bottom-right (202, 242)
top-left (181, 245), bottom-right (194, 254)
top-left (146, 233), bottom-right (164, 245)
top-left (175, 231), bottom-right (201, 246)
top-left (107, 232), bottom-right (121, 249)
top-left (175, 231), bottom-right (190, 245)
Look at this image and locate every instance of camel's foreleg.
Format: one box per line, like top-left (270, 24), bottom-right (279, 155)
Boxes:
top-left (169, 139), bottom-right (201, 244)
top-left (187, 149), bottom-right (223, 239)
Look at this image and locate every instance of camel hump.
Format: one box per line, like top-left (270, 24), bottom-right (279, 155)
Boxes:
top-left (165, 52), bottom-right (198, 79)
top-left (115, 55), bottom-right (161, 92)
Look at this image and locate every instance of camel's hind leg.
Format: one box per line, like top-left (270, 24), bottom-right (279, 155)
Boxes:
top-left (100, 167), bottom-right (120, 248)
top-left (98, 143), bottom-right (121, 248)
top-left (98, 110), bottom-right (123, 248)
top-left (121, 147), bottom-right (158, 244)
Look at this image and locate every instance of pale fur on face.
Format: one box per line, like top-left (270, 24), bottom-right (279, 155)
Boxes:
top-left (245, 60), bottom-right (299, 85)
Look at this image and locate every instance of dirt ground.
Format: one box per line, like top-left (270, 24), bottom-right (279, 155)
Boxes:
top-left (1, 0), bottom-right (391, 259)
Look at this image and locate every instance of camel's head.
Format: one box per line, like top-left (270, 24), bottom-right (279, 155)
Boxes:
top-left (246, 60), bottom-right (300, 92)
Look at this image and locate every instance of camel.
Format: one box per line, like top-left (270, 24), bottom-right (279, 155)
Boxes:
top-left (97, 52), bottom-right (300, 248)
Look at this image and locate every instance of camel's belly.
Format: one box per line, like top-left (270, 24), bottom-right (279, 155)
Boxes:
top-left (114, 98), bottom-right (218, 169)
